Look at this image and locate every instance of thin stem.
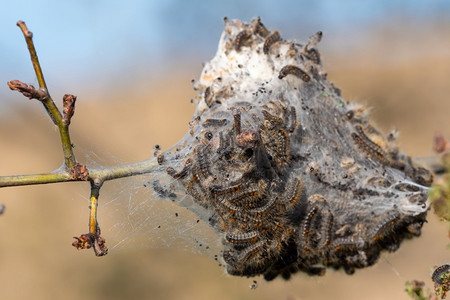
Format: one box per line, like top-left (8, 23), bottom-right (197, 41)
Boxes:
top-left (16, 21), bottom-right (77, 168)
top-left (88, 158), bottom-right (163, 184)
top-left (88, 182), bottom-right (108, 256)
top-left (0, 157), bottom-right (161, 188)
top-left (0, 170), bottom-right (73, 187)
top-left (16, 21), bottom-right (47, 89)
top-left (89, 183), bottom-right (101, 237)
top-left (71, 181), bottom-right (109, 256)
top-left (59, 124), bottom-right (75, 167)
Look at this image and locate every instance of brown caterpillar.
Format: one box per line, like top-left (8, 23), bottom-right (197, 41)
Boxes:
top-left (262, 109), bottom-right (284, 127)
top-left (157, 154), bottom-right (164, 165)
top-left (236, 240), bottom-right (265, 264)
top-left (263, 30), bottom-right (280, 54)
top-left (248, 196), bottom-right (278, 217)
top-left (369, 212), bottom-right (400, 241)
top-left (232, 109), bottom-right (241, 135)
top-left (275, 129), bottom-right (290, 161)
top-left (152, 180), bottom-right (177, 200)
top-left (226, 231), bottom-right (259, 245)
top-left (318, 213), bottom-right (334, 249)
top-left (197, 148), bottom-right (211, 178)
top-left (228, 190), bottom-right (261, 208)
top-left (216, 131), bottom-right (229, 157)
top-left (278, 65), bottom-right (311, 82)
top-left (185, 182), bottom-right (209, 208)
top-left (332, 237), bottom-right (360, 253)
top-left (288, 106), bottom-right (298, 132)
top-left (202, 118), bottom-right (229, 127)
top-left (352, 125), bottom-right (389, 165)
top-left (304, 48), bottom-right (321, 65)
top-left (166, 159), bottom-right (192, 179)
top-left (204, 86), bottom-right (214, 107)
top-left (306, 31), bottom-right (323, 50)
top-left (235, 30), bottom-right (251, 51)
top-left (283, 177), bottom-right (304, 205)
top-left (432, 264), bottom-right (450, 285)
top-left (210, 183), bottom-right (242, 197)
top-left (253, 17), bottom-right (270, 38)
top-left (212, 183), bottom-right (263, 210)
top-left (301, 207), bottom-right (318, 242)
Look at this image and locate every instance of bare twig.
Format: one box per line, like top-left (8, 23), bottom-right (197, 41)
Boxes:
top-left (0, 159), bottom-right (160, 188)
top-left (88, 183), bottom-right (108, 256)
top-left (5, 21), bottom-right (115, 255)
top-left (0, 170), bottom-right (73, 187)
top-left (14, 21), bottom-right (76, 169)
top-left (16, 21), bottom-right (47, 89)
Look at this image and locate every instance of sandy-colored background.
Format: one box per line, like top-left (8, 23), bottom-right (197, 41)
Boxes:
top-left (1, 12), bottom-right (450, 300)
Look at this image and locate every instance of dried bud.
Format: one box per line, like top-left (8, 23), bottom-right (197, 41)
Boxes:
top-left (62, 94), bottom-right (77, 125)
top-left (7, 80), bottom-right (47, 100)
top-left (69, 163), bottom-right (89, 180)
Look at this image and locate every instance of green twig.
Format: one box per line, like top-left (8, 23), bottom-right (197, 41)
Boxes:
top-left (0, 170), bottom-right (73, 187)
top-left (15, 21), bottom-right (76, 169)
top-left (0, 158), bottom-right (161, 188)
top-left (16, 21), bottom-right (47, 90)
top-left (88, 182), bottom-right (108, 256)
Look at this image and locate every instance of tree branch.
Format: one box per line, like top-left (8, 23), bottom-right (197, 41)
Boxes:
top-left (14, 21), bottom-right (77, 169)
top-left (0, 170), bottom-right (73, 187)
top-left (85, 182), bottom-right (108, 256)
top-left (0, 158), bottom-right (161, 188)
top-left (16, 21), bottom-right (47, 90)
top-left (2, 21), bottom-right (170, 255)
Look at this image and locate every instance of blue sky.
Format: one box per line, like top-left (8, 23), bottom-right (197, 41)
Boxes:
top-left (1, 0), bottom-right (449, 104)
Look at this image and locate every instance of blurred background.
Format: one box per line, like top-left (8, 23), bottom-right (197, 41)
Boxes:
top-left (0, 1), bottom-right (449, 299)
